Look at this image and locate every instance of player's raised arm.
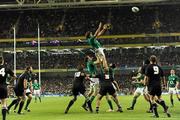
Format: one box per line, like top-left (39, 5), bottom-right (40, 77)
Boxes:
top-left (95, 24), bottom-right (108, 38)
top-left (94, 22), bottom-right (102, 37)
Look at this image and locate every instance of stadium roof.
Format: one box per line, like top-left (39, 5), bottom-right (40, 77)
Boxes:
top-left (0, 0), bottom-right (179, 10)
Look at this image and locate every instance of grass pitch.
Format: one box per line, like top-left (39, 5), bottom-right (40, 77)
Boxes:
top-left (3, 95), bottom-right (180, 120)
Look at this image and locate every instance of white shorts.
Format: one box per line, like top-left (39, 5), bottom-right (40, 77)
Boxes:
top-left (26, 88), bottom-right (31, 94)
top-left (135, 87), bottom-right (144, 95)
top-left (95, 48), bottom-right (105, 58)
top-left (34, 90), bottom-right (41, 96)
top-left (169, 87), bottom-right (178, 94)
top-left (90, 78), bottom-right (99, 87)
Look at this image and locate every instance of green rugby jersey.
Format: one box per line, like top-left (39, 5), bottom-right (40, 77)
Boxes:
top-left (168, 75), bottom-right (180, 88)
top-left (33, 83), bottom-right (41, 90)
top-left (86, 60), bottom-right (97, 77)
top-left (134, 73), bottom-right (144, 88)
top-left (87, 36), bottom-right (101, 49)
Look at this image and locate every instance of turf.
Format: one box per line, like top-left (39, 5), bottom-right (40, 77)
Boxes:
top-left (3, 95), bottom-right (180, 120)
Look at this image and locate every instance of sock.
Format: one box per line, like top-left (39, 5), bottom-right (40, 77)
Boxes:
top-left (82, 100), bottom-right (87, 107)
top-left (14, 102), bottom-right (19, 111)
top-left (65, 100), bottom-right (74, 112)
top-left (18, 101), bottom-right (24, 114)
top-left (2, 108), bottom-right (6, 120)
top-left (107, 100), bottom-right (113, 110)
top-left (131, 98), bottom-right (137, 109)
top-left (149, 100), bottom-right (152, 111)
top-left (170, 99), bottom-right (174, 106)
top-left (96, 107), bottom-right (99, 113)
top-left (39, 97), bottom-right (41, 102)
top-left (159, 100), bottom-right (167, 111)
top-left (25, 99), bottom-right (31, 109)
top-left (90, 96), bottom-right (95, 103)
top-left (86, 100), bottom-right (93, 112)
top-left (152, 103), bottom-right (158, 117)
top-left (35, 97), bottom-right (37, 102)
top-left (8, 99), bottom-right (18, 110)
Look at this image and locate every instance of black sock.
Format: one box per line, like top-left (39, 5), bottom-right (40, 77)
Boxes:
top-left (159, 100), bottom-right (167, 111)
top-left (35, 97), bottom-right (37, 102)
top-left (170, 99), bottom-right (174, 106)
top-left (149, 100), bottom-right (152, 111)
top-left (107, 100), bottom-right (113, 110)
top-left (14, 102), bottom-right (19, 111)
top-left (39, 97), bottom-right (41, 102)
top-left (66, 100), bottom-right (74, 112)
top-left (25, 99), bottom-right (31, 109)
top-left (2, 108), bottom-right (6, 120)
top-left (96, 107), bottom-right (99, 113)
top-left (152, 103), bottom-right (158, 117)
top-left (18, 101), bottom-right (24, 114)
top-left (87, 100), bottom-right (93, 112)
top-left (90, 96), bottom-right (95, 103)
top-left (82, 100), bottom-right (87, 107)
top-left (8, 99), bottom-right (18, 110)
top-left (131, 98), bottom-right (137, 109)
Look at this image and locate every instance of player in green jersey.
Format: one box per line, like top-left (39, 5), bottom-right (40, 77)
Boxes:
top-left (127, 67), bottom-right (146, 110)
top-left (85, 22), bottom-right (109, 70)
top-left (167, 69), bottom-right (180, 107)
top-left (33, 80), bottom-right (41, 103)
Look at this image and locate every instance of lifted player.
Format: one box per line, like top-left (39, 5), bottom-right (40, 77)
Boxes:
top-left (85, 22), bottom-right (109, 70)
top-left (65, 65), bottom-right (93, 114)
top-left (0, 56), bottom-right (15, 120)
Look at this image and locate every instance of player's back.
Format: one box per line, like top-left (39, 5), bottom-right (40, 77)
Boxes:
top-left (0, 65), bottom-right (13, 85)
top-left (73, 71), bottom-right (85, 86)
top-left (16, 71), bottom-right (30, 89)
top-left (146, 64), bottom-right (163, 87)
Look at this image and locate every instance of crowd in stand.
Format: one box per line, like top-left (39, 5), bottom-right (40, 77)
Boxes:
top-left (0, 5), bottom-right (180, 38)
top-left (3, 46), bottom-right (180, 95)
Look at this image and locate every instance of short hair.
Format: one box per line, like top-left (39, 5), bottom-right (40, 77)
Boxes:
top-left (77, 65), bottom-right (84, 71)
top-left (109, 63), bottom-right (116, 69)
top-left (85, 31), bottom-right (91, 39)
top-left (25, 66), bottom-right (32, 71)
top-left (0, 56), bottom-right (4, 64)
top-left (150, 55), bottom-right (157, 63)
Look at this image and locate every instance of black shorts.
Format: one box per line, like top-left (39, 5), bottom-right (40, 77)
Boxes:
top-left (26, 92), bottom-right (32, 96)
top-left (99, 83), bottom-right (115, 96)
top-left (14, 87), bottom-right (24, 97)
top-left (72, 85), bottom-right (85, 96)
top-left (0, 85), bottom-right (8, 99)
top-left (148, 86), bottom-right (162, 97)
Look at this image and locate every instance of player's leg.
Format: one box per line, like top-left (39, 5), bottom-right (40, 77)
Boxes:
top-left (7, 97), bottom-right (20, 112)
top-left (149, 95), bottom-right (159, 117)
top-left (127, 91), bottom-right (140, 110)
top-left (175, 89), bottom-right (180, 101)
top-left (34, 90), bottom-right (37, 103)
top-left (64, 95), bottom-right (77, 114)
top-left (105, 94), bottom-right (114, 112)
top-left (89, 83), bottom-right (99, 103)
top-left (24, 93), bottom-right (32, 112)
top-left (170, 92), bottom-right (174, 107)
top-left (37, 90), bottom-right (41, 102)
top-left (1, 98), bottom-right (7, 120)
top-left (156, 95), bottom-right (171, 117)
top-left (13, 101), bottom-right (19, 113)
top-left (111, 93), bottom-right (123, 112)
top-left (143, 93), bottom-right (152, 113)
top-left (17, 96), bottom-right (26, 114)
top-left (96, 94), bottom-right (103, 113)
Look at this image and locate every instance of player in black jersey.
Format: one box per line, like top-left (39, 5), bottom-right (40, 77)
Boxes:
top-left (144, 55), bottom-right (170, 118)
top-left (0, 56), bottom-right (15, 120)
top-left (8, 66), bottom-right (33, 114)
top-left (96, 67), bottom-right (123, 113)
top-left (64, 65), bottom-right (93, 114)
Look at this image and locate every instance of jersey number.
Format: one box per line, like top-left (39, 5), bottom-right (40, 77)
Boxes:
top-left (153, 66), bottom-right (159, 75)
top-left (0, 68), bottom-right (5, 77)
